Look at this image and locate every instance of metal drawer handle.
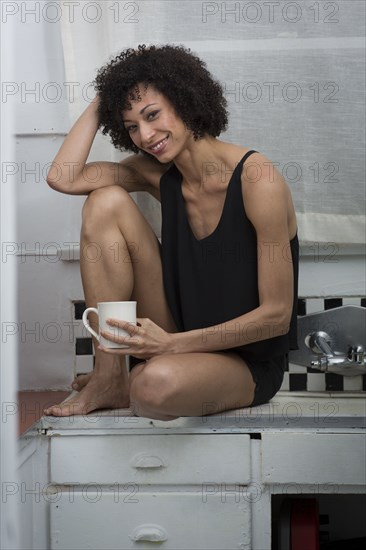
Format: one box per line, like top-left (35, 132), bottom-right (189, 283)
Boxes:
top-left (130, 524), bottom-right (168, 542)
top-left (130, 453), bottom-right (165, 469)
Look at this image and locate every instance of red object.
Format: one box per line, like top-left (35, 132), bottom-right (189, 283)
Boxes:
top-left (18, 391), bottom-right (70, 434)
top-left (291, 498), bottom-right (320, 550)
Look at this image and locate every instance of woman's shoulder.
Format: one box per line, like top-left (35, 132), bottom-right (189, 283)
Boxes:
top-left (217, 141), bottom-right (262, 164)
top-left (220, 145), bottom-right (281, 182)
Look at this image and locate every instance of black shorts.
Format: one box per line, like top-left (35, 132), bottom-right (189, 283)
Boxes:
top-left (237, 352), bottom-right (287, 407)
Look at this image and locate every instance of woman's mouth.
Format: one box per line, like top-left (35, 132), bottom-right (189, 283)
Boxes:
top-left (149, 135), bottom-right (169, 155)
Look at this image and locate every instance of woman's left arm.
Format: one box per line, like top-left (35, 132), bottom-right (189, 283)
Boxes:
top-left (169, 153), bottom-right (294, 353)
top-left (100, 154), bottom-right (295, 358)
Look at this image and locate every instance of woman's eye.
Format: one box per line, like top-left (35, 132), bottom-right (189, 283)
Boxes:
top-left (147, 110), bottom-right (159, 120)
top-left (126, 125), bottom-right (136, 133)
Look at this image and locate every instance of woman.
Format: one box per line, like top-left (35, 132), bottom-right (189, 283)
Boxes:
top-left (44, 44), bottom-right (299, 419)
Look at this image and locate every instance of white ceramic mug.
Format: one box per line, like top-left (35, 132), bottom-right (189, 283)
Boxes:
top-left (82, 301), bottom-right (137, 349)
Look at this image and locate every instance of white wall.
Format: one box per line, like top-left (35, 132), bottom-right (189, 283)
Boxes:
top-left (12, 14), bottom-right (83, 390)
top-left (1, 13), bottom-right (20, 549)
top-left (11, 12), bottom-right (365, 391)
top-left (299, 245), bottom-right (365, 297)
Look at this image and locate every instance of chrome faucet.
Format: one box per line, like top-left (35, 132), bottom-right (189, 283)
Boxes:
top-left (305, 331), bottom-right (365, 375)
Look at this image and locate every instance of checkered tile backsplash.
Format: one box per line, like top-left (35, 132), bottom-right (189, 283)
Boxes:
top-left (73, 298), bottom-right (366, 393)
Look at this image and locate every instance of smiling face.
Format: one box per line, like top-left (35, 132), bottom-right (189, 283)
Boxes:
top-left (122, 84), bottom-right (194, 162)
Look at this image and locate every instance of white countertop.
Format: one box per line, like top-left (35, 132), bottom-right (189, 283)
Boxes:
top-left (24, 391), bottom-right (365, 436)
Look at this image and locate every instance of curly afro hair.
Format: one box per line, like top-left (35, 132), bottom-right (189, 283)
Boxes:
top-left (94, 44), bottom-right (228, 154)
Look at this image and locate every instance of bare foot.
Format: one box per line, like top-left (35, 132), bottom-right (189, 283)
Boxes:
top-left (44, 356), bottom-right (129, 417)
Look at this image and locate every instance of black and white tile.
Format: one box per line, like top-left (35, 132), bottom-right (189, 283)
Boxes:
top-left (73, 301), bottom-right (94, 375)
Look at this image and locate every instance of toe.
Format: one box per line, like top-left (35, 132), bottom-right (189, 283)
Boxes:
top-left (44, 403), bottom-right (79, 417)
top-left (73, 373), bottom-right (92, 391)
top-left (44, 405), bottom-right (63, 416)
top-left (43, 391), bottom-right (84, 416)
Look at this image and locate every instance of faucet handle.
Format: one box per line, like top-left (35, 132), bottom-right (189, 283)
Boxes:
top-left (310, 357), bottom-right (329, 371)
top-left (348, 345), bottom-right (365, 364)
top-left (305, 331), bottom-right (334, 356)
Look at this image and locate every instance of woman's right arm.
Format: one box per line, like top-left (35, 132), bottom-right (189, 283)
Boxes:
top-left (46, 97), bottom-right (157, 196)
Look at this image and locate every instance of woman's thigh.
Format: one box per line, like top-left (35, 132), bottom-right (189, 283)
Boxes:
top-left (129, 351), bottom-right (256, 417)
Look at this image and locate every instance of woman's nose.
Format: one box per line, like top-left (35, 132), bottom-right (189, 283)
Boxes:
top-left (139, 123), bottom-right (155, 147)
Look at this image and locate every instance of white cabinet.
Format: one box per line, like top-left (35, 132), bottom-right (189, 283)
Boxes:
top-left (51, 434), bottom-right (251, 485)
top-left (50, 491), bottom-right (251, 549)
top-left (261, 433), bottom-right (366, 485)
top-left (17, 398), bottom-right (366, 550)
top-left (49, 433), bottom-right (252, 549)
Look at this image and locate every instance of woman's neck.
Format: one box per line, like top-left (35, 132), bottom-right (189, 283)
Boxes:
top-left (173, 136), bottom-right (228, 190)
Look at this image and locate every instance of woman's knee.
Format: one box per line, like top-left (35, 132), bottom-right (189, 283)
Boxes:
top-left (81, 185), bottom-right (131, 232)
top-left (130, 358), bottom-right (177, 413)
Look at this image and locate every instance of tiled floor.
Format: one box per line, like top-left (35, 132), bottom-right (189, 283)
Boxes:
top-left (18, 391), bottom-right (70, 435)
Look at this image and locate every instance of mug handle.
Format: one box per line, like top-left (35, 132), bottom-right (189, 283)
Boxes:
top-left (82, 307), bottom-right (100, 341)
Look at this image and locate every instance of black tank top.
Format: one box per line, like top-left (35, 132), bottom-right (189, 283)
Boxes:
top-left (160, 150), bottom-right (299, 361)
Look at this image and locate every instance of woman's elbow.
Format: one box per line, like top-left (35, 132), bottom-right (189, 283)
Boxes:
top-left (46, 172), bottom-right (72, 193)
top-left (45, 164), bottom-right (69, 192)
top-left (263, 302), bottom-right (292, 335)
top-left (46, 176), bottom-right (59, 191)
top-left (276, 303), bottom-right (293, 334)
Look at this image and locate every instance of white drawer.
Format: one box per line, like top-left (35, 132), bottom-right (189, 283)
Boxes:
top-left (261, 433), bottom-right (366, 485)
top-left (51, 434), bottom-right (251, 484)
top-left (50, 490), bottom-right (251, 549)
